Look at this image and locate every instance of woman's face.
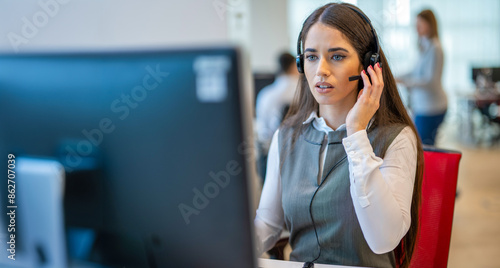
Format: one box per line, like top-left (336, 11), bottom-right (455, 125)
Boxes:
top-left (303, 23), bottom-right (363, 108)
top-left (416, 16), bottom-right (430, 37)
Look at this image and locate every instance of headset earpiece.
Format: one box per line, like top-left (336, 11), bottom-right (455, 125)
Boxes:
top-left (296, 30), bottom-right (305, 74)
top-left (296, 54), bottom-right (304, 73)
top-left (358, 52), bottom-right (381, 91)
top-left (370, 53), bottom-right (380, 68)
top-left (364, 51), bottom-right (381, 70)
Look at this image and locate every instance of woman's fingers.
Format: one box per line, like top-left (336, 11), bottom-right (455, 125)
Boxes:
top-left (367, 65), bottom-right (379, 88)
top-left (365, 63), bottom-right (384, 100)
top-left (347, 64), bottom-right (383, 135)
top-left (373, 62), bottom-right (384, 99)
top-left (357, 89), bottom-right (364, 100)
top-left (360, 69), bottom-right (371, 95)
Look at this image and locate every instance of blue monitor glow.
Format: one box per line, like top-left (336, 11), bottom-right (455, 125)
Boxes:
top-left (0, 47), bottom-right (257, 268)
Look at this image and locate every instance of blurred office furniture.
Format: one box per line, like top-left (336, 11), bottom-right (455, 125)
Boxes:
top-left (258, 258), bottom-right (365, 268)
top-left (457, 67), bottom-right (500, 146)
top-left (253, 73), bottom-right (276, 101)
top-left (457, 94), bottom-right (500, 146)
top-left (472, 67), bottom-right (500, 93)
top-left (253, 72), bottom-right (276, 180)
top-left (409, 146), bottom-right (462, 268)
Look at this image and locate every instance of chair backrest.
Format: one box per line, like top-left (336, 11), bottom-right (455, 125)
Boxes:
top-left (409, 146), bottom-right (462, 268)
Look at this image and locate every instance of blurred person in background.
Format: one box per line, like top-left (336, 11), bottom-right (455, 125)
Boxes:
top-left (397, 9), bottom-right (447, 146)
top-left (255, 52), bottom-right (299, 179)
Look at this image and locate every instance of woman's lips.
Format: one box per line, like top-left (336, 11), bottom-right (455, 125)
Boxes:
top-left (315, 82), bottom-right (334, 94)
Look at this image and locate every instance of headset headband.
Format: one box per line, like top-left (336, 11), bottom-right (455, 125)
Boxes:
top-left (349, 7), bottom-right (379, 55)
top-left (296, 6), bottom-right (380, 57)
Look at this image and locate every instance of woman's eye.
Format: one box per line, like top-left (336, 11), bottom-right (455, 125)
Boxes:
top-left (305, 55), bottom-right (317, 61)
top-left (332, 55), bottom-right (345, 61)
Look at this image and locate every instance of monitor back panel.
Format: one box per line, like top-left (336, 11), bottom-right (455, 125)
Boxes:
top-left (0, 48), bottom-right (256, 268)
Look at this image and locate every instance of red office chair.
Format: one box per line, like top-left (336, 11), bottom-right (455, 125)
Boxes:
top-left (409, 146), bottom-right (462, 268)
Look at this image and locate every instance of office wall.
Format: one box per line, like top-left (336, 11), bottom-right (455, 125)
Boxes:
top-left (248, 0), bottom-right (289, 73)
top-left (0, 0), bottom-right (305, 74)
top-left (224, 0), bottom-right (292, 72)
top-left (0, 0), bottom-right (230, 52)
top-left (0, 0), bottom-right (263, 214)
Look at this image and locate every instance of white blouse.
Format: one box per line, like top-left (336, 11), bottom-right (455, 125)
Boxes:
top-left (254, 112), bottom-right (417, 255)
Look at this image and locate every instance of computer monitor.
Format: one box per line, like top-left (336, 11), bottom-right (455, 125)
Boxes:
top-left (253, 73), bottom-right (276, 99)
top-left (0, 47), bottom-right (257, 268)
top-left (472, 67), bottom-right (500, 83)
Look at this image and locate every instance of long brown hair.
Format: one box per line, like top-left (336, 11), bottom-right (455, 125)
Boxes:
top-left (418, 9), bottom-right (439, 39)
top-left (282, 3), bottom-right (424, 268)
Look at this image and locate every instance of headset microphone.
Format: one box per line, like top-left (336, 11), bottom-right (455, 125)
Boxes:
top-left (349, 75), bottom-right (361, 81)
top-left (348, 58), bottom-right (383, 82)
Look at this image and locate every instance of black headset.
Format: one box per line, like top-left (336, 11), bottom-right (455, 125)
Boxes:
top-left (296, 5), bottom-right (381, 86)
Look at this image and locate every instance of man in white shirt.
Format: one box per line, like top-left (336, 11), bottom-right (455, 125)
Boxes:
top-left (255, 53), bottom-right (299, 156)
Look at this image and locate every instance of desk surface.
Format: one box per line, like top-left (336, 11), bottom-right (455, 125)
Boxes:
top-left (66, 258), bottom-right (364, 268)
top-left (258, 258), bottom-right (366, 268)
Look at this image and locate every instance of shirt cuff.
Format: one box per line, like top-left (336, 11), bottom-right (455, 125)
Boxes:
top-left (342, 129), bottom-right (373, 156)
top-left (342, 129), bottom-right (375, 208)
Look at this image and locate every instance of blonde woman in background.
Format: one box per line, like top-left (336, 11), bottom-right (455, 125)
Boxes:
top-left (397, 9), bottom-right (448, 145)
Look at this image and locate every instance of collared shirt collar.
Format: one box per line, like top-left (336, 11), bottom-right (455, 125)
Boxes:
top-left (302, 111), bottom-right (373, 133)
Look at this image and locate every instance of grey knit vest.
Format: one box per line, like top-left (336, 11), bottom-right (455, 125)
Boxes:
top-left (278, 122), bottom-right (405, 267)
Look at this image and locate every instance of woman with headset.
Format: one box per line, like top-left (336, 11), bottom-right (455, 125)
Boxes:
top-left (396, 9), bottom-right (447, 146)
top-left (254, 3), bottom-right (423, 268)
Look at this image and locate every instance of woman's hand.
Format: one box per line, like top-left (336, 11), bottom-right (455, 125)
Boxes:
top-left (346, 62), bottom-right (383, 136)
